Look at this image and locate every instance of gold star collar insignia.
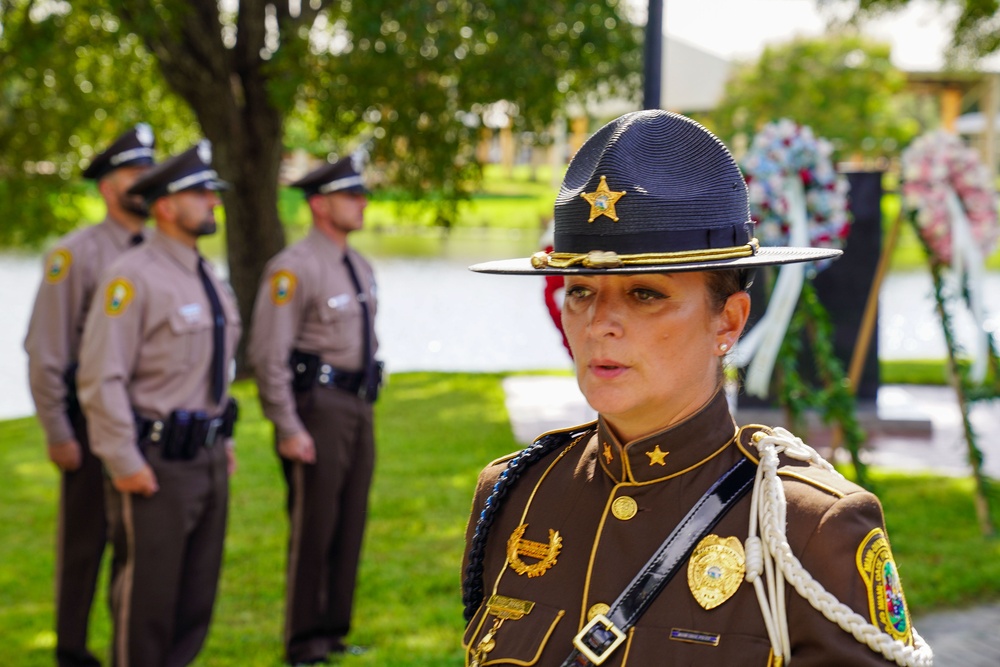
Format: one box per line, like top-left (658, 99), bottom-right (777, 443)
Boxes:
top-left (646, 445), bottom-right (668, 466)
top-left (603, 442), bottom-right (614, 464)
top-left (580, 175), bottom-right (626, 223)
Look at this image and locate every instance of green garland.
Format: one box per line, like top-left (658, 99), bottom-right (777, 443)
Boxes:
top-left (772, 280), bottom-right (869, 487)
top-left (910, 211), bottom-right (998, 536)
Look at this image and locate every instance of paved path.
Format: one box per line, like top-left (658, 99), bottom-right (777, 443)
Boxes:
top-left (500, 377), bottom-right (1000, 666)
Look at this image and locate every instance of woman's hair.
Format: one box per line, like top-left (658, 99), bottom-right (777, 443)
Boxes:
top-left (704, 269), bottom-right (752, 313)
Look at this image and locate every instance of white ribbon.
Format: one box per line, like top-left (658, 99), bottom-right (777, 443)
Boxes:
top-left (945, 186), bottom-right (990, 383)
top-left (734, 177), bottom-right (808, 398)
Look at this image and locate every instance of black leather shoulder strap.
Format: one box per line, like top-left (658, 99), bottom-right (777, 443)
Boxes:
top-left (562, 457), bottom-right (757, 666)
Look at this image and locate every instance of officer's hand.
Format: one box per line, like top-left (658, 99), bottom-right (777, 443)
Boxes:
top-left (48, 440), bottom-right (82, 471)
top-left (112, 465), bottom-right (159, 496)
top-left (278, 431), bottom-right (316, 464)
top-left (225, 439), bottom-right (237, 475)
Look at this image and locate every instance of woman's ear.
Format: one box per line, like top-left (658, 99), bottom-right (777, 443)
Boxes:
top-left (717, 290), bottom-right (750, 350)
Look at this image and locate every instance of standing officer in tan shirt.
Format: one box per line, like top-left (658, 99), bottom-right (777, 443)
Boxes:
top-left (248, 152), bottom-right (380, 665)
top-left (24, 123), bottom-right (155, 667)
top-left (78, 140), bottom-right (240, 667)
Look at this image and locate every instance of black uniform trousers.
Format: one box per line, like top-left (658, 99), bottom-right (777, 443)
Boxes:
top-left (104, 439), bottom-right (229, 667)
top-left (57, 407), bottom-right (108, 667)
top-left (281, 385), bottom-right (375, 664)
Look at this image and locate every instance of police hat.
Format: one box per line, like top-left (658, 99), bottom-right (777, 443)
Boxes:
top-left (82, 123), bottom-right (156, 180)
top-left (290, 151), bottom-right (369, 197)
top-left (126, 140), bottom-right (230, 204)
top-left (470, 110), bottom-right (841, 275)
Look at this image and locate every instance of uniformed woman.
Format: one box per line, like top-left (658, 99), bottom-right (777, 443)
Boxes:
top-left (461, 111), bottom-right (933, 667)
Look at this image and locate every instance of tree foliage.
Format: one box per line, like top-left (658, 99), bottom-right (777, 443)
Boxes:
top-left (0, 0), bottom-right (197, 246)
top-left (822, 0), bottom-right (1000, 64)
top-left (2, 0), bottom-right (641, 368)
top-left (705, 33), bottom-right (919, 161)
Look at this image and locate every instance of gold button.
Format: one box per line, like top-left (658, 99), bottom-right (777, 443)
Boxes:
top-left (587, 602), bottom-right (611, 621)
top-left (611, 496), bottom-right (638, 520)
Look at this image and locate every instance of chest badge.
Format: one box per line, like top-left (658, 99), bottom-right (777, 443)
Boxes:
top-left (506, 524), bottom-right (562, 578)
top-left (687, 534), bottom-right (745, 610)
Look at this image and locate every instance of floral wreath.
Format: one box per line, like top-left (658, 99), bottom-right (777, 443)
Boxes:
top-left (900, 130), bottom-right (999, 265)
top-left (741, 119), bottom-right (851, 268)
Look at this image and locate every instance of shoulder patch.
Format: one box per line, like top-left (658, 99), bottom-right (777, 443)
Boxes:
top-left (104, 277), bottom-right (135, 317)
top-left (856, 527), bottom-right (912, 646)
top-left (45, 249), bottom-right (73, 283)
top-left (270, 270), bottom-right (297, 305)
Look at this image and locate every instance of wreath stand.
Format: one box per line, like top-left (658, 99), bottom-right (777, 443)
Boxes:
top-left (846, 179), bottom-right (998, 537)
top-left (753, 271), bottom-right (869, 488)
top-left (737, 120), bottom-right (868, 487)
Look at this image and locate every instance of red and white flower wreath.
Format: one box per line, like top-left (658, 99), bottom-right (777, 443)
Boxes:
top-left (901, 130), bottom-right (999, 264)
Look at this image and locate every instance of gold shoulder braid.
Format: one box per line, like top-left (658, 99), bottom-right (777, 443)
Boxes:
top-left (532, 238), bottom-right (760, 270)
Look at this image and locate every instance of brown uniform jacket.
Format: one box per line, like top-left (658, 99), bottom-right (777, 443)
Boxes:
top-left (463, 391), bottom-right (916, 666)
top-left (77, 230), bottom-right (241, 479)
top-left (248, 227), bottom-right (378, 439)
top-left (24, 217), bottom-right (145, 445)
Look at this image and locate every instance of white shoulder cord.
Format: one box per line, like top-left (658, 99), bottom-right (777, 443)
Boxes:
top-left (743, 427), bottom-right (934, 667)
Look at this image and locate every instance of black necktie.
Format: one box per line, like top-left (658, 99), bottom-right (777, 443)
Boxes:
top-left (130, 233), bottom-right (144, 246)
top-left (197, 258), bottom-right (226, 404)
top-left (342, 253), bottom-right (373, 383)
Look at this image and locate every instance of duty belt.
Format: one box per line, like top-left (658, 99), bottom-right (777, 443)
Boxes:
top-left (316, 363), bottom-right (382, 402)
top-left (136, 398), bottom-right (238, 461)
top-left (289, 349), bottom-right (382, 402)
top-left (316, 363), bottom-right (367, 395)
top-left (562, 457), bottom-right (757, 666)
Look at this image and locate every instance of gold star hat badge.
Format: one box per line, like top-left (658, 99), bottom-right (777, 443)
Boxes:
top-left (580, 175), bottom-right (627, 222)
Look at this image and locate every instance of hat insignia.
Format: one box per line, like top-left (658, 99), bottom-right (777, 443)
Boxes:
top-left (197, 140), bottom-right (212, 165)
top-left (350, 147), bottom-right (368, 173)
top-left (506, 524), bottom-right (562, 578)
top-left (580, 175), bottom-right (626, 223)
top-left (136, 123), bottom-right (154, 147)
top-left (687, 534), bottom-right (746, 610)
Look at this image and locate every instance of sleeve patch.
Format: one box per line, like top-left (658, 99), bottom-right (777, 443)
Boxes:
top-left (104, 277), bottom-right (135, 317)
top-left (45, 249), bottom-right (73, 283)
top-left (270, 270), bottom-right (297, 305)
top-left (856, 527), bottom-right (913, 646)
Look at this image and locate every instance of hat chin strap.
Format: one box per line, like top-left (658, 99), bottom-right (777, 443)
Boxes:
top-left (532, 239), bottom-right (759, 270)
top-left (743, 426), bottom-right (934, 667)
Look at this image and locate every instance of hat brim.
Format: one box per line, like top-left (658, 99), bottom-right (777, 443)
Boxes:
top-left (469, 246), bottom-right (842, 275)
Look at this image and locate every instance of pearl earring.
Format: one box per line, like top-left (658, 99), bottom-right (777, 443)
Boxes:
top-left (719, 343), bottom-right (729, 352)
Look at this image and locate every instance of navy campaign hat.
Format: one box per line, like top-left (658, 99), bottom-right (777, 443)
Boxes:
top-left (470, 110), bottom-right (841, 275)
top-left (126, 140), bottom-right (230, 204)
top-left (82, 123), bottom-right (156, 180)
top-left (290, 151), bottom-right (369, 197)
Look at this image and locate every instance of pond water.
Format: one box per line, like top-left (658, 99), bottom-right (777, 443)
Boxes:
top-left (3, 228), bottom-right (998, 420)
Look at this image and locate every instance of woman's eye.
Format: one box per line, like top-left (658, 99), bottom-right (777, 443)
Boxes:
top-left (565, 285), bottom-right (592, 300)
top-left (632, 288), bottom-right (664, 302)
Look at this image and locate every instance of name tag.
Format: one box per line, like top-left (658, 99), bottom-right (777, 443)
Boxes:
top-left (179, 303), bottom-right (202, 323)
top-left (670, 628), bottom-right (720, 646)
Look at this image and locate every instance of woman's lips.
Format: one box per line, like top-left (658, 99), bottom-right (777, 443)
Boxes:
top-left (588, 359), bottom-right (628, 379)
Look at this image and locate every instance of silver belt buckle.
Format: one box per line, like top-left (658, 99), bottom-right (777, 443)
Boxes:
top-left (572, 614), bottom-right (626, 665)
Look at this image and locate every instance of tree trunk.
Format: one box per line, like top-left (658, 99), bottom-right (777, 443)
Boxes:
top-left (218, 125), bottom-right (286, 377)
top-left (199, 96), bottom-right (287, 377)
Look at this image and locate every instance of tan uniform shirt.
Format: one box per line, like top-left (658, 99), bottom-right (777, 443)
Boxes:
top-left (248, 227), bottom-right (378, 439)
top-left (463, 391), bottom-right (916, 666)
top-left (24, 217), bottom-right (145, 445)
top-left (77, 230), bottom-right (241, 479)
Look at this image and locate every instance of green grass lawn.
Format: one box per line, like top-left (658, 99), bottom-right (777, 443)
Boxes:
top-left (2, 373), bottom-right (999, 665)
